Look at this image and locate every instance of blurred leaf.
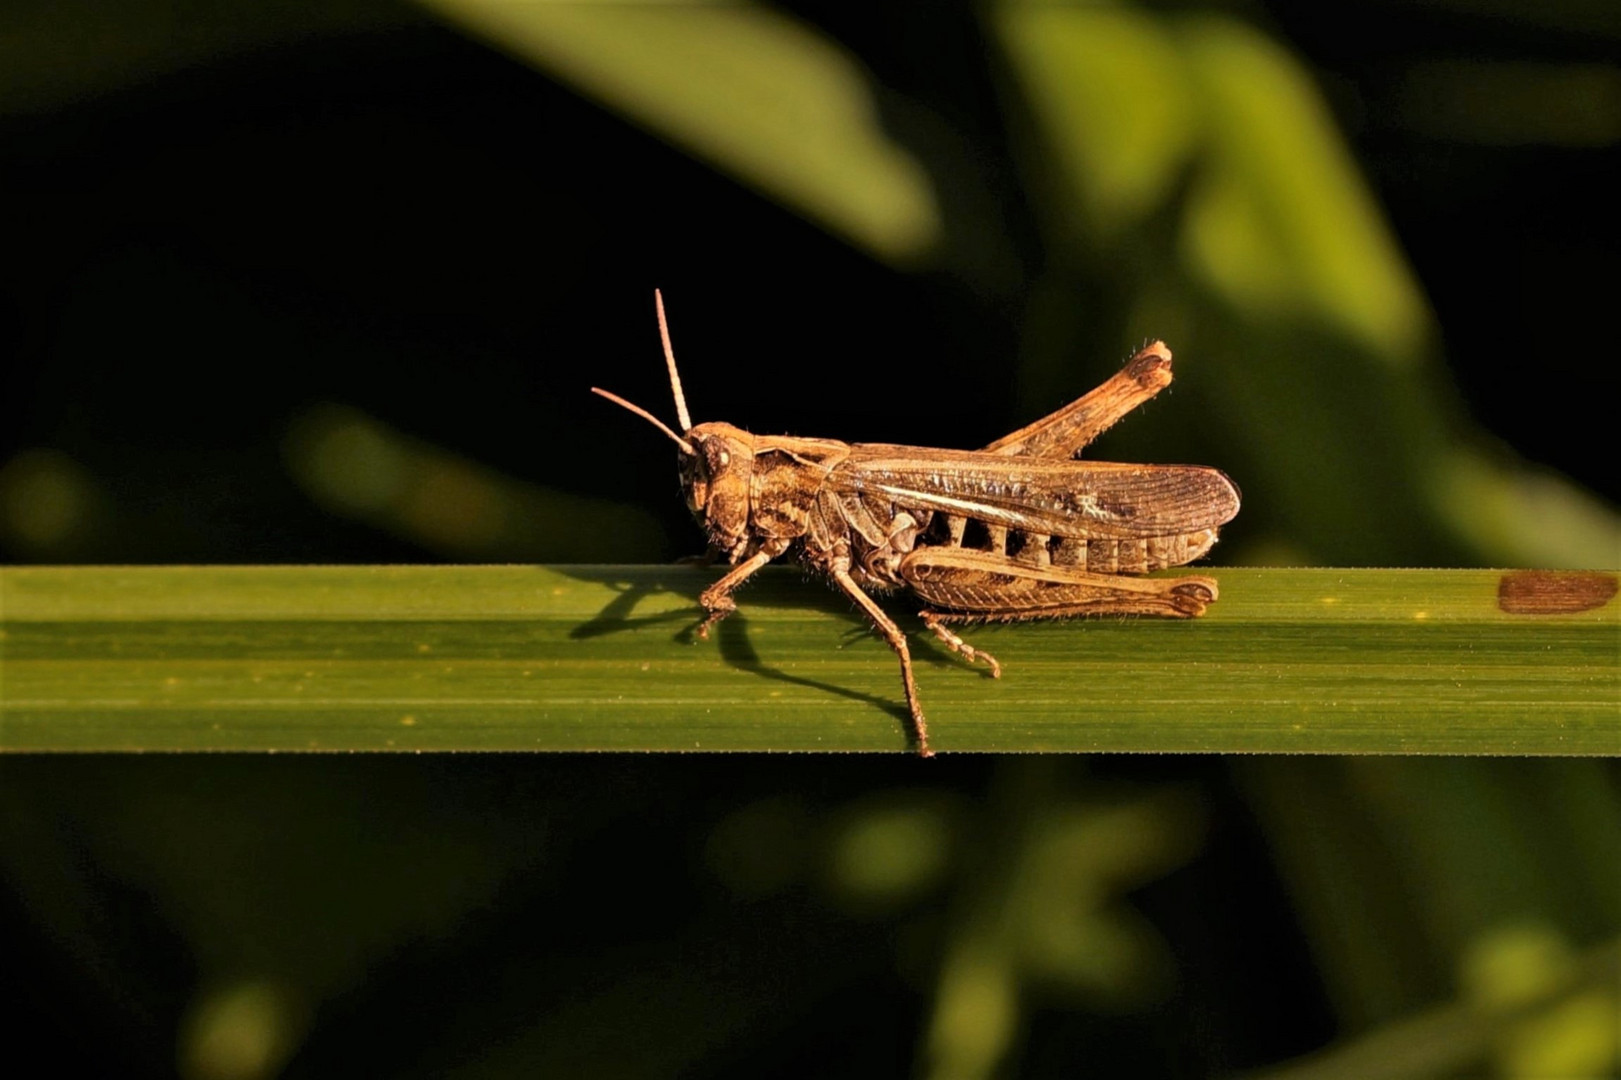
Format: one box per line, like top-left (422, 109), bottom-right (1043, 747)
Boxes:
top-left (1176, 16), bottom-right (1429, 362)
top-left (180, 980), bottom-right (307, 1080)
top-left (928, 939), bottom-right (1020, 1080)
top-left (827, 796), bottom-right (953, 910)
top-left (1461, 924), bottom-right (1580, 1011)
top-left (1492, 983), bottom-right (1619, 1079)
top-left (996, 5), bottom-right (1197, 242)
top-left (1247, 932), bottom-right (1620, 1080)
top-left (997, 4), bottom-right (1427, 357)
top-left (1242, 756), bottom-right (1621, 1077)
top-left (3, 565), bottom-right (1616, 753)
top-left (283, 403), bottom-right (665, 562)
top-left (1010, 796), bottom-right (1199, 1001)
top-left (414, 0), bottom-right (941, 264)
top-left (923, 767), bottom-right (1198, 1080)
top-left (1429, 449), bottom-right (1621, 570)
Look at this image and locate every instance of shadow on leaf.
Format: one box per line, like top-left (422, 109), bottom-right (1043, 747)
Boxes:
top-left (557, 566), bottom-right (939, 742)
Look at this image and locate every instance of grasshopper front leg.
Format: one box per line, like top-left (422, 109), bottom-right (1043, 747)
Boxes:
top-left (696, 537), bottom-right (790, 639)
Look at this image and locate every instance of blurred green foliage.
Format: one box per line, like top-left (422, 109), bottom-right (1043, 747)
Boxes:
top-left (0, 0), bottom-right (1617, 1078)
top-left (417, 0), bottom-right (943, 263)
top-left (283, 403), bottom-right (665, 560)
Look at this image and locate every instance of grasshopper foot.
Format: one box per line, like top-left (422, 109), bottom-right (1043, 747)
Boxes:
top-left (696, 591), bottom-right (738, 640)
top-left (695, 609), bottom-right (728, 641)
top-left (921, 611), bottom-right (1002, 678)
top-left (1168, 576), bottom-right (1219, 615)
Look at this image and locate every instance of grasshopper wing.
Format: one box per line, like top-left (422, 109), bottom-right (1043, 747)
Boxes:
top-left (833, 444), bottom-right (1239, 540)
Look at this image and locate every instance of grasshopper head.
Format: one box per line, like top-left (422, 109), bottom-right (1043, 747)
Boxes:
top-left (681, 422), bottom-right (755, 559)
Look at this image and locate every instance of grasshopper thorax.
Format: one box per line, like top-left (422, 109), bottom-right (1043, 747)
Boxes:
top-left (680, 422), bottom-right (755, 559)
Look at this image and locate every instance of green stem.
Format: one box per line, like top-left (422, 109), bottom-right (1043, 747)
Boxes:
top-left (2, 566), bottom-right (1616, 754)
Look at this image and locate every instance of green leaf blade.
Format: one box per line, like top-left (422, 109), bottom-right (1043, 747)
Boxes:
top-left (2, 566), bottom-right (1615, 754)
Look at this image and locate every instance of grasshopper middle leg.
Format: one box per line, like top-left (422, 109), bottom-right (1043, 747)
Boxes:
top-left (920, 612), bottom-right (1002, 678)
top-left (829, 563), bottom-right (932, 757)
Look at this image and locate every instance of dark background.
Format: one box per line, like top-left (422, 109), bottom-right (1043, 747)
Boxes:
top-left (2, 2), bottom-right (1617, 1078)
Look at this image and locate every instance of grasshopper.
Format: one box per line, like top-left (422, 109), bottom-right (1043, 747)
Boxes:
top-left (593, 292), bottom-right (1240, 756)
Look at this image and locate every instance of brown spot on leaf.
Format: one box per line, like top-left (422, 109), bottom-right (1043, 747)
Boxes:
top-left (1497, 571), bottom-right (1618, 615)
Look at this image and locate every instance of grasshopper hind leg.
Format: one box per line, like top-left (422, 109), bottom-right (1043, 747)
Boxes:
top-left (902, 546), bottom-right (1220, 622)
top-left (920, 575), bottom-right (1218, 623)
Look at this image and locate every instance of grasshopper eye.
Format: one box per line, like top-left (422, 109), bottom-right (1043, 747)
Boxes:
top-left (702, 438), bottom-right (733, 476)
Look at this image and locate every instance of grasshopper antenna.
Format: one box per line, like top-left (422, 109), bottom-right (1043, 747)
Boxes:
top-left (654, 289), bottom-right (693, 433)
top-left (590, 387), bottom-right (697, 456)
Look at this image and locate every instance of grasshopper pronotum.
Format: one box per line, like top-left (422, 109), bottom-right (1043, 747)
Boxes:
top-left (593, 293), bottom-right (1240, 756)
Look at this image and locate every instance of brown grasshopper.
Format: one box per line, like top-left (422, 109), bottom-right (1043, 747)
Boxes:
top-left (593, 292), bottom-right (1240, 756)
